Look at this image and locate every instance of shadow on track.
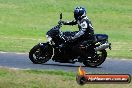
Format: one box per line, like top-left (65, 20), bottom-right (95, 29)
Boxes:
top-left (42, 63), bottom-right (102, 68)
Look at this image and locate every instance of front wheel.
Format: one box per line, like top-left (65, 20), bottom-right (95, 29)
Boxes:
top-left (29, 44), bottom-right (52, 64)
top-left (83, 50), bottom-right (107, 67)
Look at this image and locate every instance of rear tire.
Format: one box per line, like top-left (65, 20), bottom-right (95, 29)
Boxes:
top-left (29, 44), bottom-right (52, 64)
top-left (83, 50), bottom-right (107, 67)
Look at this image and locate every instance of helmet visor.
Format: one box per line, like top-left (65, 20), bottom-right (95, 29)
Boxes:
top-left (74, 10), bottom-right (79, 20)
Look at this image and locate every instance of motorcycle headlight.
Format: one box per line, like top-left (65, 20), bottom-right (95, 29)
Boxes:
top-left (46, 35), bottom-right (52, 42)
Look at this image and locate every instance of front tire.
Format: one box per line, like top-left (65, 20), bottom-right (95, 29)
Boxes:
top-left (83, 50), bottom-right (107, 67)
top-left (29, 44), bottom-right (52, 64)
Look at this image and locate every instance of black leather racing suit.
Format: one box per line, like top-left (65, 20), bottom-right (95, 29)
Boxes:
top-left (63, 16), bottom-right (95, 57)
top-left (63, 16), bottom-right (94, 43)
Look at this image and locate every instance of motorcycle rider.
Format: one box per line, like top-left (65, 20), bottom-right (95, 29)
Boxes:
top-left (60, 6), bottom-right (95, 43)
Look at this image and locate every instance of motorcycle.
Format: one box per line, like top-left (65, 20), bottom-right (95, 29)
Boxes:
top-left (29, 13), bottom-right (111, 67)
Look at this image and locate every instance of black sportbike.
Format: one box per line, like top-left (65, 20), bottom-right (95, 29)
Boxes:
top-left (29, 13), bottom-right (111, 67)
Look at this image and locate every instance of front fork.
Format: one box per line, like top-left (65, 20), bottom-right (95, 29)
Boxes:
top-left (39, 42), bottom-right (53, 56)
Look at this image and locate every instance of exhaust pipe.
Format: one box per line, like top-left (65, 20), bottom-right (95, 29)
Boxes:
top-left (95, 43), bottom-right (110, 51)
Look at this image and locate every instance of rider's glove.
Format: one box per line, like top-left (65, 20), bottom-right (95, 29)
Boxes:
top-left (58, 20), bottom-right (65, 25)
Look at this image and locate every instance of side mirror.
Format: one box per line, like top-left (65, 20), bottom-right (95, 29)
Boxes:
top-left (60, 13), bottom-right (62, 20)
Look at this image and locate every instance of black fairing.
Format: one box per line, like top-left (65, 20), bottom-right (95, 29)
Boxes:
top-left (63, 31), bottom-right (78, 37)
top-left (46, 26), bottom-right (64, 45)
top-left (46, 27), bottom-right (60, 37)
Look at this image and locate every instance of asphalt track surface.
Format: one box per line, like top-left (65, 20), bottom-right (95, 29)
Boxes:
top-left (0, 52), bottom-right (132, 74)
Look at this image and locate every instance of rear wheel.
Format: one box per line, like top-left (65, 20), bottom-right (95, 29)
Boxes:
top-left (29, 44), bottom-right (52, 64)
top-left (83, 50), bottom-right (107, 67)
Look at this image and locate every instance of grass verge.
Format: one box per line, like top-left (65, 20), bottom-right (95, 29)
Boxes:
top-left (0, 68), bottom-right (131, 88)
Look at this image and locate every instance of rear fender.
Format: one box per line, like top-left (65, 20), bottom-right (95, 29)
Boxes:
top-left (95, 34), bottom-right (108, 42)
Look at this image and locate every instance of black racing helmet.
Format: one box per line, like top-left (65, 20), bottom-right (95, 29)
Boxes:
top-left (74, 7), bottom-right (86, 20)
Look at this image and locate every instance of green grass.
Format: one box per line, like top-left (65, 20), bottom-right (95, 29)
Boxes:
top-left (0, 68), bottom-right (132, 88)
top-left (0, 0), bottom-right (132, 58)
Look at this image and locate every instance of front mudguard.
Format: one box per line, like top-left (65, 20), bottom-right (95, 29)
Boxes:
top-left (38, 42), bottom-right (53, 52)
top-left (38, 42), bottom-right (53, 59)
